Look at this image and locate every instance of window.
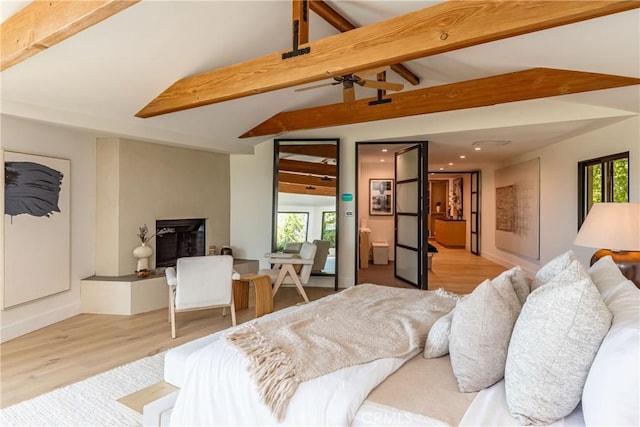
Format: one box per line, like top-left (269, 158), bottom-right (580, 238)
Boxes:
top-left (321, 211), bottom-right (336, 248)
top-left (276, 212), bottom-right (308, 251)
top-left (578, 152), bottom-right (629, 229)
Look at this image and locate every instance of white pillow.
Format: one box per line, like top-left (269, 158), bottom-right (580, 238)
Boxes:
top-left (423, 308), bottom-right (454, 359)
top-left (582, 279), bottom-right (639, 426)
top-left (531, 249), bottom-right (578, 291)
top-left (449, 278), bottom-right (521, 392)
top-left (588, 255), bottom-right (629, 301)
top-left (493, 266), bottom-right (530, 305)
top-left (505, 260), bottom-right (612, 425)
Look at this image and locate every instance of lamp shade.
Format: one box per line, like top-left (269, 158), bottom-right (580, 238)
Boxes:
top-left (574, 203), bottom-right (640, 251)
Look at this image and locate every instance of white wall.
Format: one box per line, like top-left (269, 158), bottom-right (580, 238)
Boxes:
top-left (1, 115), bottom-right (96, 342)
top-left (479, 116), bottom-right (640, 276)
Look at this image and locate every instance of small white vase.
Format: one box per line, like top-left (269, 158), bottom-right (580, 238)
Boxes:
top-left (133, 242), bottom-right (153, 273)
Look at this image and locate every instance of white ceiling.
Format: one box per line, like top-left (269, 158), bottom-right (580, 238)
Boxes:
top-left (1, 1), bottom-right (639, 172)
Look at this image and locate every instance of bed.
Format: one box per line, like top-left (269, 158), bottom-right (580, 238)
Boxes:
top-left (157, 253), bottom-right (638, 426)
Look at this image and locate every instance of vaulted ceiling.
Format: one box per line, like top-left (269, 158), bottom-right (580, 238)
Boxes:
top-left (1, 1), bottom-right (638, 172)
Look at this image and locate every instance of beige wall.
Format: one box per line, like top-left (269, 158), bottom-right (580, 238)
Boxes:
top-left (96, 138), bottom-right (230, 276)
top-left (1, 116), bottom-right (96, 342)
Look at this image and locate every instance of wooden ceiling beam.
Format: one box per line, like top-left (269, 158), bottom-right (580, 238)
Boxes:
top-left (1, 0), bottom-right (139, 72)
top-left (279, 159), bottom-right (336, 176)
top-left (309, 0), bottom-right (420, 86)
top-left (279, 182), bottom-right (336, 197)
top-left (293, 0), bottom-right (309, 46)
top-left (136, 1), bottom-right (639, 118)
top-left (241, 68), bottom-right (640, 138)
top-left (279, 144), bottom-right (337, 158)
top-left (279, 172), bottom-right (336, 188)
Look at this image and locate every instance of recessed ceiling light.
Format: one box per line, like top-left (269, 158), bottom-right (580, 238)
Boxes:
top-left (449, 162), bottom-right (454, 166)
top-left (381, 148), bottom-right (388, 153)
top-left (380, 159), bottom-right (384, 162)
top-left (474, 147), bottom-right (482, 151)
top-left (459, 155), bottom-right (466, 159)
top-left (439, 167), bottom-right (444, 171)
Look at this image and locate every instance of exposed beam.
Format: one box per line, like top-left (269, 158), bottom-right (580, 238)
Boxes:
top-left (279, 182), bottom-right (336, 197)
top-left (279, 172), bottom-right (336, 188)
top-left (279, 144), bottom-right (337, 158)
top-left (293, 0), bottom-right (309, 46)
top-left (136, 1), bottom-right (639, 118)
top-left (309, 0), bottom-right (420, 86)
top-left (1, 0), bottom-right (139, 72)
top-left (241, 68), bottom-right (640, 138)
top-left (279, 159), bottom-right (336, 176)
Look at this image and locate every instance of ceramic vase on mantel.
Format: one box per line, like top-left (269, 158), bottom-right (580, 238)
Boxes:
top-left (133, 242), bottom-right (153, 277)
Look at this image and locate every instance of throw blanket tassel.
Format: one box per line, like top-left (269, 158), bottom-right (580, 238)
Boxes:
top-left (227, 323), bottom-right (299, 420)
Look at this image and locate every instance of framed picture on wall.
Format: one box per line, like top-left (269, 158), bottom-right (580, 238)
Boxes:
top-left (370, 179), bottom-right (394, 215)
top-left (3, 151), bottom-right (71, 308)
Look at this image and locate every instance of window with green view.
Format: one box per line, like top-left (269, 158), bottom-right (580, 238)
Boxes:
top-left (578, 152), bottom-right (629, 229)
top-left (276, 212), bottom-right (308, 251)
top-left (321, 211), bottom-right (336, 248)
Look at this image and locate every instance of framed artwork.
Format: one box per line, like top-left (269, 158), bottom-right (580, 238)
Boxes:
top-left (451, 177), bottom-right (463, 218)
top-left (370, 179), bottom-right (394, 215)
top-left (494, 158), bottom-right (540, 260)
top-left (3, 151), bottom-right (71, 308)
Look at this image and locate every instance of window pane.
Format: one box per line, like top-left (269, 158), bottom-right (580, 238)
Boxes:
top-left (613, 158), bottom-right (629, 202)
top-left (321, 212), bottom-right (336, 248)
top-left (277, 212), bottom-right (308, 251)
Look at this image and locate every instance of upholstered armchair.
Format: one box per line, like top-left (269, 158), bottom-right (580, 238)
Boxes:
top-left (311, 240), bottom-right (331, 273)
top-left (165, 255), bottom-right (239, 339)
top-left (259, 241), bottom-right (317, 302)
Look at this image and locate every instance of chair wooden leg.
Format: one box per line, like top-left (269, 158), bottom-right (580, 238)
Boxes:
top-left (272, 267), bottom-right (288, 297)
top-left (230, 301), bottom-right (237, 326)
top-left (288, 265), bottom-right (310, 303)
top-left (169, 287), bottom-right (177, 339)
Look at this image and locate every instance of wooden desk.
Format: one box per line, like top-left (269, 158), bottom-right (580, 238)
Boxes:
top-left (232, 274), bottom-right (273, 318)
top-left (435, 219), bottom-right (466, 248)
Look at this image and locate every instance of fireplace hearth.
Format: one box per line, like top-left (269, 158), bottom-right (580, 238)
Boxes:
top-left (155, 218), bottom-right (206, 268)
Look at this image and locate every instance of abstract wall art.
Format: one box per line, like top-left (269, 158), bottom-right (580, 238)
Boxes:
top-left (3, 151), bottom-right (71, 309)
top-left (494, 158), bottom-right (540, 260)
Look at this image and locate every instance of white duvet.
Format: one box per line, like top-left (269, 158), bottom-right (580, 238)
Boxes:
top-left (170, 335), bottom-right (418, 426)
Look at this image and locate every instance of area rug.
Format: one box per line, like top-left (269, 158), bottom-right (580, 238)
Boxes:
top-left (0, 352), bottom-right (165, 426)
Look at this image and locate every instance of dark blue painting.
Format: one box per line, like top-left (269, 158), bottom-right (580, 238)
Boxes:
top-left (5, 161), bottom-right (64, 217)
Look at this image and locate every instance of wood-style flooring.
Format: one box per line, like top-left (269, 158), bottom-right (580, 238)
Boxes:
top-left (359, 241), bottom-right (507, 294)
top-left (0, 246), bottom-right (506, 408)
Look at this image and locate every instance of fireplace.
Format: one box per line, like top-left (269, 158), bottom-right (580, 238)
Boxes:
top-left (155, 218), bottom-right (206, 268)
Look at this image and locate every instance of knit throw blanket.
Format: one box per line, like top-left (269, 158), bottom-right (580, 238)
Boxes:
top-left (225, 284), bottom-right (457, 420)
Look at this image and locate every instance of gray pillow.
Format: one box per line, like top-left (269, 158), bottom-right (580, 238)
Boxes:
top-left (423, 308), bottom-right (455, 359)
top-left (505, 260), bottom-right (612, 425)
top-left (449, 277), bottom-right (521, 392)
top-left (531, 250), bottom-right (577, 291)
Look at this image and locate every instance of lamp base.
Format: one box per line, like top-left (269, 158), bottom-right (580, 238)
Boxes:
top-left (591, 249), bottom-right (640, 289)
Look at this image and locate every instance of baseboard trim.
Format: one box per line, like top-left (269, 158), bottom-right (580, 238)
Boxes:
top-left (0, 301), bottom-right (82, 343)
top-left (481, 252), bottom-right (536, 279)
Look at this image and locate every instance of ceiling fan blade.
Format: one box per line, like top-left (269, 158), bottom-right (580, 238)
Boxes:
top-left (294, 82), bottom-right (339, 92)
top-left (353, 66), bottom-right (390, 80)
top-left (358, 79), bottom-right (404, 91)
top-left (343, 86), bottom-right (355, 103)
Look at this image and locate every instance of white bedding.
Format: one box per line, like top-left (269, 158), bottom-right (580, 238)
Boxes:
top-left (170, 337), bottom-right (418, 426)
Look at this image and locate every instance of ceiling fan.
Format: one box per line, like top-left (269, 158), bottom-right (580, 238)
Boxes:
top-left (295, 67), bottom-right (404, 102)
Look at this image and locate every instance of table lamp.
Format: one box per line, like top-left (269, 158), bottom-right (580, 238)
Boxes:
top-left (574, 202), bottom-right (640, 287)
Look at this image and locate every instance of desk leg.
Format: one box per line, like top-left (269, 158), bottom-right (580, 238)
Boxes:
top-left (252, 275), bottom-right (274, 318)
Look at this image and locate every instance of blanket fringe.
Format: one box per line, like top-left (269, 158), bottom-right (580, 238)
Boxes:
top-left (226, 324), bottom-right (300, 421)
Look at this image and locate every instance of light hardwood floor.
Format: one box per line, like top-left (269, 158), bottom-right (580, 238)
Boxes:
top-left (1, 248), bottom-right (506, 408)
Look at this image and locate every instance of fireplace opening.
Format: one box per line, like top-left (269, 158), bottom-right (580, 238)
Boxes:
top-left (155, 218), bottom-right (206, 268)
